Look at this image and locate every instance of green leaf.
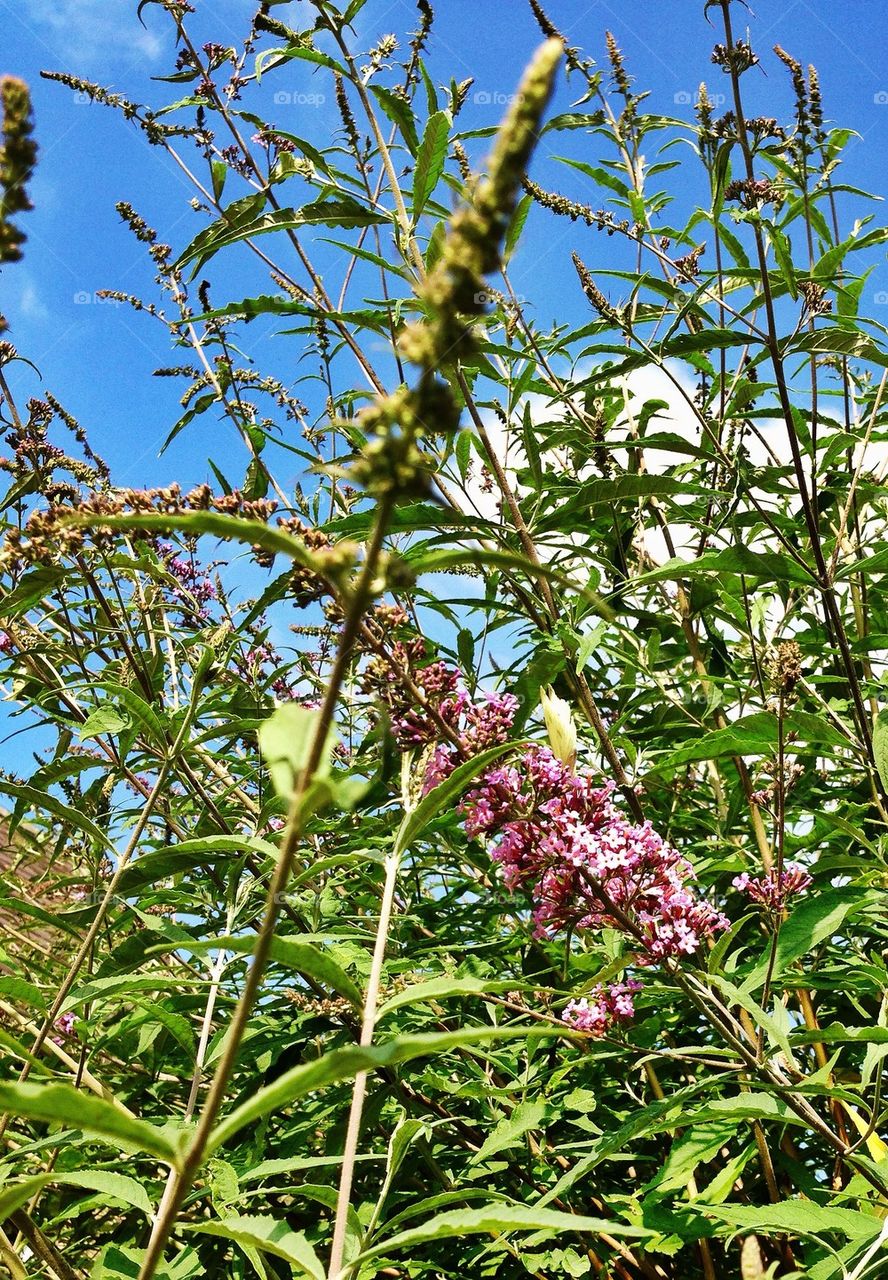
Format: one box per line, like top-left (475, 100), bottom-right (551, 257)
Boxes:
top-left (62, 511), bottom-right (347, 584)
top-left (258, 702), bottom-right (335, 803)
top-left (170, 934), bottom-right (362, 1008)
top-left (194, 293), bottom-right (391, 332)
top-left (0, 977), bottom-right (46, 1011)
top-left (358, 1204), bottom-right (653, 1262)
top-left (0, 1082), bottom-right (185, 1166)
top-left (378, 976), bottom-right (523, 1017)
top-left (769, 224), bottom-right (797, 298)
top-left (742, 889), bottom-right (871, 992)
top-left (682, 1093), bottom-right (799, 1127)
top-left (90, 1241), bottom-right (200, 1280)
top-left (366, 1112), bottom-right (429, 1240)
top-left (576, 622), bottom-right (608, 674)
top-left (254, 45), bottom-right (347, 80)
top-left (504, 193), bottom-right (532, 264)
top-left (78, 704), bottom-right (131, 741)
top-left (554, 157), bottom-right (629, 197)
top-left (61, 974), bottom-right (199, 1012)
top-left (411, 547), bottom-right (612, 619)
top-left (651, 714), bottom-right (776, 771)
top-left (705, 1201), bottom-right (882, 1242)
top-left (206, 1159), bottom-right (240, 1212)
top-left (5, 781), bottom-right (114, 851)
top-left (643, 1120), bottom-right (739, 1196)
top-left (634, 547), bottom-right (814, 588)
top-left (210, 158), bottom-right (226, 202)
top-left (371, 85), bottom-right (419, 155)
top-left (791, 1024), bottom-right (888, 1046)
top-left (707, 976), bottom-right (795, 1064)
top-left (184, 1215), bottom-right (324, 1279)
top-left (176, 198), bottom-right (389, 274)
top-left (652, 708), bottom-right (848, 773)
top-left (343, 0), bottom-right (370, 20)
top-left (118, 835), bottom-right (277, 894)
top-left (0, 567), bottom-right (64, 618)
top-left (382, 1114), bottom-right (427, 1189)
top-left (412, 110), bottom-right (451, 219)
top-left (96, 683), bottom-right (168, 747)
top-left (873, 708), bottom-right (888, 794)
top-left (471, 1100), bottom-right (549, 1163)
top-left (0, 1171), bottom-right (153, 1222)
top-left (790, 327), bottom-right (888, 367)
top-left (208, 1028), bottom-right (556, 1155)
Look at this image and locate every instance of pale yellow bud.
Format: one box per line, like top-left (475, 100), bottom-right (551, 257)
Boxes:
top-left (740, 1235), bottom-right (766, 1280)
top-left (843, 1100), bottom-right (888, 1164)
top-left (540, 685), bottom-right (577, 770)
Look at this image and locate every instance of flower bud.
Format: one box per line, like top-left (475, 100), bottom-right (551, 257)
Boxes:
top-left (540, 685), bottom-right (577, 770)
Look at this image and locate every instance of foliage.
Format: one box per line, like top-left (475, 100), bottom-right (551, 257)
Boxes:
top-left (0, 2), bottom-right (887, 1278)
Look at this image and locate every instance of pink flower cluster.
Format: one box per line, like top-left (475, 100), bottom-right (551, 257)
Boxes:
top-left (240, 638), bottom-right (293, 700)
top-left (157, 540), bottom-right (217, 618)
top-left (51, 1012), bottom-right (76, 1046)
top-left (563, 981), bottom-right (642, 1035)
top-left (372, 640), bottom-right (727, 1040)
top-left (733, 862), bottom-right (812, 913)
top-left (463, 746), bottom-right (727, 962)
top-left (372, 640), bottom-right (518, 791)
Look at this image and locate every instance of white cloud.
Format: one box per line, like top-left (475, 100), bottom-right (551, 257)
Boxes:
top-left (22, 0), bottom-right (258, 70)
top-left (447, 354), bottom-right (888, 579)
top-left (18, 279), bottom-right (49, 323)
top-left (454, 364), bottom-right (701, 559)
top-left (4, 272), bottom-right (50, 325)
top-left (20, 0), bottom-right (167, 71)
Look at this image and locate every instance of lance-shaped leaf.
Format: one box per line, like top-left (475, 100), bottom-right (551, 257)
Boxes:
top-left (0, 1082), bottom-right (186, 1166)
top-left (412, 110), bottom-right (451, 219)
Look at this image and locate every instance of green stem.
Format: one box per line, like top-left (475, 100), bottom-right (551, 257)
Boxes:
top-left (327, 850), bottom-right (401, 1280)
top-left (136, 498), bottom-right (393, 1280)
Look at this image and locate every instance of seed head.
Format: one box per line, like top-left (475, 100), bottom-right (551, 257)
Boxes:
top-left (0, 77), bottom-right (37, 263)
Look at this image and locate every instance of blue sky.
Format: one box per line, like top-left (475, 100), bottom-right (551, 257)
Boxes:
top-left (1, 0), bottom-right (887, 491)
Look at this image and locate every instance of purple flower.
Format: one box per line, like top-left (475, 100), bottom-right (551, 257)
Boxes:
top-left (367, 641), bottom-right (519, 787)
top-left (733, 862), bottom-right (812, 912)
top-left (156, 540), bottom-right (216, 615)
top-left (563, 980), bottom-right (642, 1036)
top-left (51, 1012), bottom-right (76, 1046)
top-left (421, 744), bottom-right (457, 794)
top-left (368, 640), bottom-right (726, 1042)
top-left (463, 692), bottom-right (519, 753)
top-left (464, 746), bottom-right (727, 965)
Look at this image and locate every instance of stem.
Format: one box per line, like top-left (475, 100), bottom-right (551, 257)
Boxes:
top-left (137, 498), bottom-right (393, 1280)
top-left (716, 0), bottom-right (876, 772)
top-left (7, 1213), bottom-right (80, 1280)
top-left (152, 943), bottom-right (231, 1232)
top-left (327, 850), bottom-right (401, 1280)
top-left (0, 1227), bottom-right (28, 1280)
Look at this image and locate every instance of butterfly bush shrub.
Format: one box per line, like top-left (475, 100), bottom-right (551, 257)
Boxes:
top-left (0, 2), bottom-right (887, 1278)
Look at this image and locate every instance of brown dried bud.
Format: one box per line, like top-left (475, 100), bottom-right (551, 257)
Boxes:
top-left (770, 640), bottom-right (802, 698)
top-left (0, 76), bottom-right (37, 263)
